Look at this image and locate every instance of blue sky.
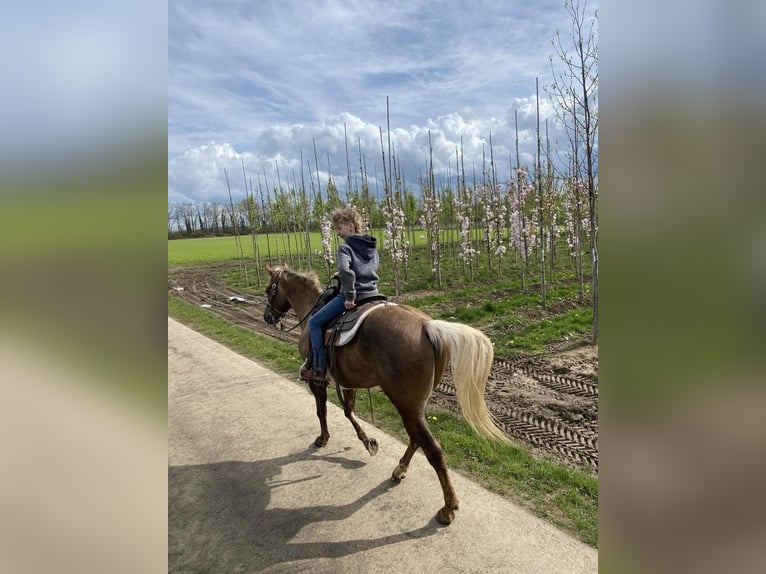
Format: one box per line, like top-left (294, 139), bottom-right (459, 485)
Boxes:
top-left (168, 0), bottom-right (598, 205)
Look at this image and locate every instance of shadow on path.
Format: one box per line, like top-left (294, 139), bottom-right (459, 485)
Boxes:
top-left (169, 448), bottom-right (442, 572)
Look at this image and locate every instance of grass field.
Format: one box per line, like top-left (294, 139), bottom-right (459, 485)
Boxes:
top-left (169, 227), bottom-right (489, 267)
top-left (168, 235), bottom-right (265, 265)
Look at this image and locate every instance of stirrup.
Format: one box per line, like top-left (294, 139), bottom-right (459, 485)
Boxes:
top-left (300, 366), bottom-right (327, 384)
top-left (299, 359), bottom-right (312, 382)
top-left (299, 367), bottom-right (312, 382)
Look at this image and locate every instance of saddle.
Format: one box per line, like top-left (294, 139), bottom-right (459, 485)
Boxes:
top-left (323, 296), bottom-right (394, 347)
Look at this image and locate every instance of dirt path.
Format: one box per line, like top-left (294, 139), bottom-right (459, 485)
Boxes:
top-left (169, 263), bottom-right (598, 474)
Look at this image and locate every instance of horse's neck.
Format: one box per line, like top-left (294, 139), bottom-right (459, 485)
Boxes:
top-left (291, 288), bottom-right (321, 329)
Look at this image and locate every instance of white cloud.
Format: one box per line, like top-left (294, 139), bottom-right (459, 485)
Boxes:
top-left (169, 0), bottom-right (598, 205)
top-left (168, 107), bottom-right (563, 205)
top-left (169, 143), bottom-right (254, 204)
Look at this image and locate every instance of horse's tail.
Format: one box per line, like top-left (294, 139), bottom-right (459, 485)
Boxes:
top-left (424, 320), bottom-right (512, 445)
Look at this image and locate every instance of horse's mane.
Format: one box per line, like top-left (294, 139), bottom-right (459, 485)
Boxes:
top-left (276, 265), bottom-right (322, 292)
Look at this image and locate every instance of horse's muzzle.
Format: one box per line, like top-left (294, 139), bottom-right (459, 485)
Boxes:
top-left (263, 305), bottom-right (281, 326)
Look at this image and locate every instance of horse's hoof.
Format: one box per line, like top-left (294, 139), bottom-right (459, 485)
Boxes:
top-left (391, 464), bottom-right (407, 483)
top-left (436, 507), bottom-right (456, 525)
top-left (314, 435), bottom-right (329, 447)
top-left (366, 438), bottom-right (378, 456)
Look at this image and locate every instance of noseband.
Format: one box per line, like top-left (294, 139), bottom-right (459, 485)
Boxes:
top-left (264, 273), bottom-right (291, 325)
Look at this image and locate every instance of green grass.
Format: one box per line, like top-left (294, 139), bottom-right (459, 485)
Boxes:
top-left (167, 228), bottom-right (483, 266)
top-left (499, 307), bottom-right (593, 354)
top-left (168, 292), bottom-right (598, 546)
top-left (169, 229), bottom-right (434, 266)
top-left (402, 279), bottom-right (593, 354)
top-left (168, 235), bottom-right (261, 265)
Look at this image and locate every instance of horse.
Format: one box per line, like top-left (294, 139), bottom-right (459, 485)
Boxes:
top-left (262, 264), bottom-right (511, 525)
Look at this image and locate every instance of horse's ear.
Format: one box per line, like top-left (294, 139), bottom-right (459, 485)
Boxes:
top-left (266, 265), bottom-right (274, 275)
top-left (280, 259), bottom-right (287, 268)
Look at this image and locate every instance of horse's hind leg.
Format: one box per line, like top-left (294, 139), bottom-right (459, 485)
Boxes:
top-left (402, 414), bottom-right (459, 525)
top-left (308, 382), bottom-right (330, 447)
top-left (341, 389), bottom-right (378, 456)
top-left (391, 441), bottom-right (418, 483)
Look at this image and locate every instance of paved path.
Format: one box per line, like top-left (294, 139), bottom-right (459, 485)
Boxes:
top-left (168, 318), bottom-right (597, 573)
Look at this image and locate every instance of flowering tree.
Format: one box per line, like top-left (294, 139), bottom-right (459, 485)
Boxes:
top-left (319, 214), bottom-right (334, 279)
top-left (382, 192), bottom-right (408, 297)
top-left (563, 177), bottom-right (588, 299)
top-left (549, 0), bottom-right (598, 341)
top-left (421, 182), bottom-right (442, 286)
top-left (508, 167), bottom-right (538, 288)
top-left (479, 178), bottom-right (508, 277)
top-left (356, 202), bottom-right (371, 234)
top-left (453, 184), bottom-right (476, 281)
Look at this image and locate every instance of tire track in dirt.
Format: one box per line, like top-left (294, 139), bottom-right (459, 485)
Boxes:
top-left (169, 263), bottom-right (598, 474)
top-left (436, 357), bottom-right (598, 472)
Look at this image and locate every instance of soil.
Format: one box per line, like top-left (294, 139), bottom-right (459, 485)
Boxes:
top-left (169, 262), bottom-right (598, 475)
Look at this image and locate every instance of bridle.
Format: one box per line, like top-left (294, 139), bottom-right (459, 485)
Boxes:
top-left (264, 270), bottom-right (327, 332)
top-left (264, 271), bottom-right (292, 327)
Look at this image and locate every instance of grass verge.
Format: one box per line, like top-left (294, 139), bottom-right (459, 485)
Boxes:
top-left (168, 293), bottom-right (598, 546)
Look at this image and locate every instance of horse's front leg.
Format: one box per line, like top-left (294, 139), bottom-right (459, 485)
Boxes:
top-left (308, 382), bottom-right (330, 447)
top-left (341, 388), bottom-right (378, 456)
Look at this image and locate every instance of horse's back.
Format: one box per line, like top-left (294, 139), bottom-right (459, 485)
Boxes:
top-left (333, 303), bottom-right (440, 393)
top-left (361, 303), bottom-right (432, 349)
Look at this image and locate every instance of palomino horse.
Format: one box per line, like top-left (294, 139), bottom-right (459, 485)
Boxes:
top-left (262, 264), bottom-right (510, 524)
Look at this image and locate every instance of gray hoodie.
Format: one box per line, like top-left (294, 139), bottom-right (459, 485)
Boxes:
top-left (337, 234), bottom-right (380, 302)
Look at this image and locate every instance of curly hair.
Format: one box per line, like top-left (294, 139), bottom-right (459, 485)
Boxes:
top-left (330, 205), bottom-right (363, 234)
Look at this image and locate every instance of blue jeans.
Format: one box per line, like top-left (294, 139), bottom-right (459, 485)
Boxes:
top-left (308, 295), bottom-right (346, 372)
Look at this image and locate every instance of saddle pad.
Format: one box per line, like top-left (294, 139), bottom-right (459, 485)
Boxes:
top-left (330, 301), bottom-right (397, 346)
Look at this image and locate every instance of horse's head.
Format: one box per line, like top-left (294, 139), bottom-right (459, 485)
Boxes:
top-left (263, 266), bottom-right (292, 326)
